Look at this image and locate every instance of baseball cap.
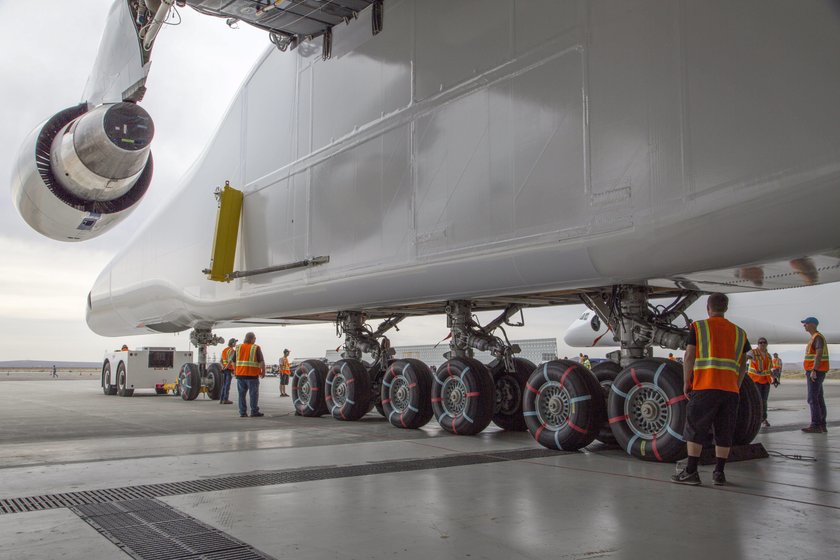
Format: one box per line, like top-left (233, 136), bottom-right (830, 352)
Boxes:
top-left (228, 338), bottom-right (238, 345)
top-left (800, 317), bottom-right (819, 326)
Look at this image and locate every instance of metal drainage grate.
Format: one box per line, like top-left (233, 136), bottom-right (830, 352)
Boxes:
top-left (0, 447), bottom-right (559, 515)
top-left (73, 498), bottom-right (274, 560)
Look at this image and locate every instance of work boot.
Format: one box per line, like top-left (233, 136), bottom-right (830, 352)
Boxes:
top-left (801, 426), bottom-right (821, 433)
top-left (671, 469), bottom-right (701, 486)
top-left (250, 412), bottom-right (265, 417)
top-left (820, 425), bottom-right (828, 433)
top-left (712, 471), bottom-right (727, 486)
top-left (762, 420), bottom-right (771, 428)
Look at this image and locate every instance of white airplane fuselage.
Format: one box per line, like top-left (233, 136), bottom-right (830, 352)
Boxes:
top-left (86, 1), bottom-right (840, 336)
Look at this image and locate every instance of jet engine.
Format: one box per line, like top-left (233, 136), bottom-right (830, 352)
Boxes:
top-left (11, 102), bottom-right (154, 241)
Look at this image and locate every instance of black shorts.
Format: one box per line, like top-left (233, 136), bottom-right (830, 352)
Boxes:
top-left (683, 389), bottom-right (740, 447)
top-left (280, 373), bottom-right (290, 385)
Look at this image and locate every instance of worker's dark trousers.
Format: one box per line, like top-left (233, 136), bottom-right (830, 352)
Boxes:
top-left (806, 371), bottom-right (827, 427)
top-left (220, 371), bottom-right (232, 401)
top-left (756, 382), bottom-right (770, 421)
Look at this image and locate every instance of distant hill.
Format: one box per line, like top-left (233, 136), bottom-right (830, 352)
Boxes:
top-left (0, 360), bottom-right (99, 369)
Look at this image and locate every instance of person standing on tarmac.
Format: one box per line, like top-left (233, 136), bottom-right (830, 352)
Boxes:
top-left (235, 332), bottom-right (266, 417)
top-left (219, 338), bottom-right (237, 405)
top-left (672, 292), bottom-right (751, 486)
top-left (748, 338), bottom-right (774, 427)
top-left (771, 353), bottom-right (783, 387)
top-left (801, 317), bottom-right (829, 433)
top-left (279, 349), bottom-right (292, 397)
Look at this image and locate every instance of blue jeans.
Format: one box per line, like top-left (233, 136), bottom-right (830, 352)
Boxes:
top-left (220, 370), bottom-right (232, 401)
top-left (806, 371), bottom-right (827, 427)
top-left (237, 377), bottom-right (260, 416)
top-left (756, 382), bottom-right (770, 421)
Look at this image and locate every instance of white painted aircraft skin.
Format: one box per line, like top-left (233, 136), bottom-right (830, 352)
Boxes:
top-left (12, 2), bottom-right (840, 336)
top-left (564, 283), bottom-right (840, 348)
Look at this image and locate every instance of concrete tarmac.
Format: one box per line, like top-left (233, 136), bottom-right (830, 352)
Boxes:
top-left (0, 378), bottom-right (837, 559)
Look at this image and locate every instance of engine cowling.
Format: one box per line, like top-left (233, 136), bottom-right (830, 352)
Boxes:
top-left (11, 102), bottom-right (154, 241)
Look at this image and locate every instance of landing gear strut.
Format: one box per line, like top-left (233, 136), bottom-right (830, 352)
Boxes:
top-left (188, 328), bottom-right (224, 400)
top-left (328, 311), bottom-right (404, 420)
top-left (433, 301), bottom-right (527, 435)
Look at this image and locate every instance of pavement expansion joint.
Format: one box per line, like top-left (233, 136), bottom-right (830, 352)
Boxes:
top-left (0, 447), bottom-right (558, 515)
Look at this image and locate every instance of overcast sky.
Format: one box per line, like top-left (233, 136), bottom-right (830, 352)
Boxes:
top-left (0, 0), bottom-right (588, 364)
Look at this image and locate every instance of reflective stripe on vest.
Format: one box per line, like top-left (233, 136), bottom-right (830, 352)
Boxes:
top-left (221, 347), bottom-right (235, 370)
top-left (692, 317), bottom-right (746, 393)
top-left (748, 349), bottom-right (773, 384)
top-left (804, 332), bottom-right (830, 372)
top-left (772, 358), bottom-right (782, 371)
top-left (235, 343), bottom-right (261, 377)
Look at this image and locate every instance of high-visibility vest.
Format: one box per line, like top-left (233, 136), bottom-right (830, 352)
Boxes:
top-left (221, 347), bottom-right (235, 371)
top-left (280, 356), bottom-right (292, 375)
top-left (235, 343), bottom-right (262, 377)
top-left (772, 358), bottom-right (782, 372)
top-left (748, 349), bottom-right (773, 384)
top-left (803, 332), bottom-right (829, 372)
top-left (691, 317), bottom-right (747, 393)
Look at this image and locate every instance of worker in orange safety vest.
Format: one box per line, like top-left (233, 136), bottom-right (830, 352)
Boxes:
top-left (748, 338), bottom-right (774, 427)
top-left (235, 332), bottom-right (266, 418)
top-left (801, 317), bottom-right (829, 433)
top-left (672, 292), bottom-right (751, 487)
top-left (218, 338), bottom-right (237, 405)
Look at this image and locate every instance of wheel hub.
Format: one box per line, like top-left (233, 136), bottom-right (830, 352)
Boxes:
top-left (441, 377), bottom-right (467, 416)
top-left (298, 377), bottom-right (312, 401)
top-left (495, 376), bottom-right (520, 415)
top-left (536, 382), bottom-right (570, 429)
top-left (390, 376), bottom-right (410, 412)
top-left (332, 373), bottom-right (347, 406)
top-left (624, 383), bottom-right (670, 439)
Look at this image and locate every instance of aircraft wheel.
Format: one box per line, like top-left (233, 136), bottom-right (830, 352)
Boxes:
top-left (490, 357), bottom-right (536, 431)
top-left (326, 359), bottom-right (371, 421)
top-left (733, 376), bottom-right (762, 445)
top-left (607, 359), bottom-right (687, 462)
top-left (592, 361), bottom-right (622, 445)
top-left (116, 362), bottom-right (134, 397)
top-left (101, 362), bottom-right (117, 395)
top-left (523, 360), bottom-right (604, 451)
top-left (206, 363), bottom-right (223, 400)
top-left (292, 359), bottom-right (329, 417)
top-left (178, 363), bottom-right (201, 401)
top-left (432, 358), bottom-right (494, 435)
top-left (382, 359), bottom-right (433, 429)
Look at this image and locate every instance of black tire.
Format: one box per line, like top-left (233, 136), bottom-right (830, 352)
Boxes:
top-left (489, 357), bottom-right (536, 431)
top-left (432, 358), bottom-right (495, 435)
top-left (178, 363), bottom-right (201, 401)
top-left (592, 361), bottom-right (622, 445)
top-left (101, 362), bottom-right (117, 396)
top-left (733, 376), bottom-right (762, 445)
top-left (116, 362), bottom-right (134, 397)
top-left (292, 359), bottom-right (329, 417)
top-left (523, 360), bottom-right (604, 451)
top-left (326, 359), bottom-right (371, 421)
top-left (607, 359), bottom-right (687, 462)
top-left (206, 363), bottom-right (223, 400)
top-left (382, 359), bottom-right (434, 429)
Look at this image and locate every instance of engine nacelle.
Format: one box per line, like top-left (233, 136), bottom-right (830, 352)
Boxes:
top-left (11, 102), bottom-right (154, 241)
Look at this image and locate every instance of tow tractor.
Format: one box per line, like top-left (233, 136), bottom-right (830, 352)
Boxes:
top-left (101, 346), bottom-right (222, 401)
